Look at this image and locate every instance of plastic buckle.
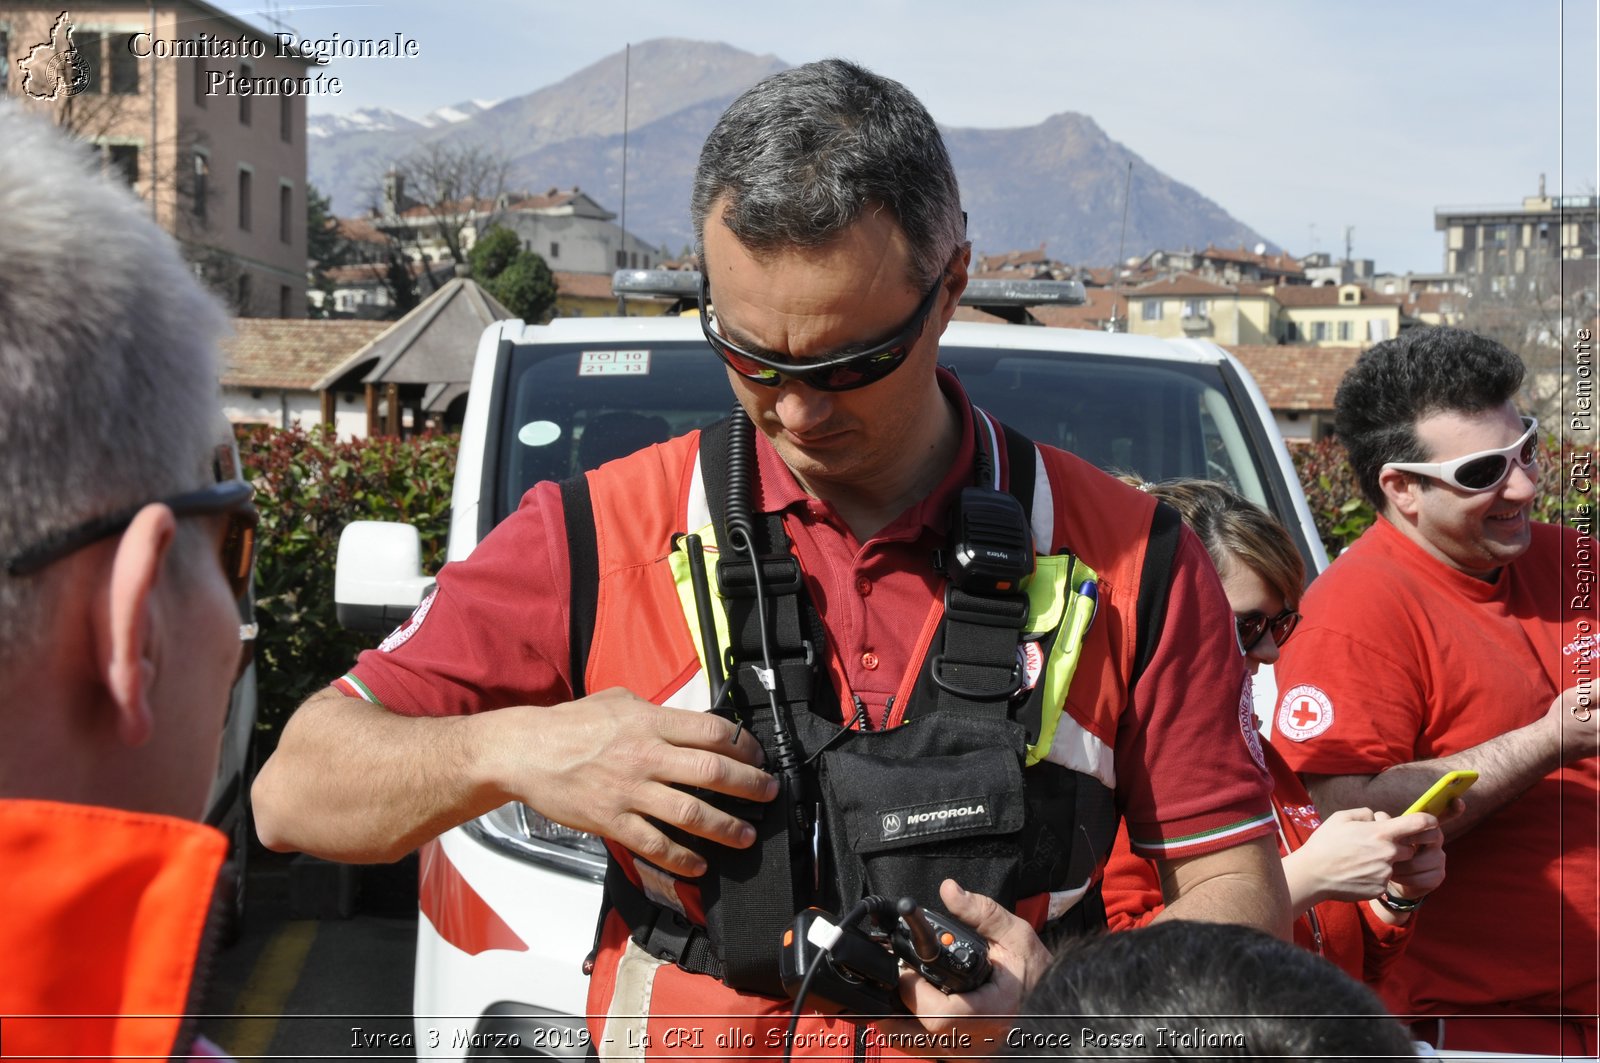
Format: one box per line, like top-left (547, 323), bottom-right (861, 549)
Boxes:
top-left (639, 906), bottom-right (696, 964)
top-left (942, 585), bottom-right (1029, 628)
top-left (716, 553), bottom-right (804, 598)
top-left (929, 654), bottom-right (1024, 702)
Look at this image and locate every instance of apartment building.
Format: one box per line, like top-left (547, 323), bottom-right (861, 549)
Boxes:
top-left (1435, 178), bottom-right (1598, 290)
top-left (4, 1), bottom-right (310, 316)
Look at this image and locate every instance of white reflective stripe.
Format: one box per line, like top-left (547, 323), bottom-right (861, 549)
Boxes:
top-left (598, 937), bottom-right (667, 1061)
top-left (659, 672), bottom-right (711, 713)
top-left (1030, 445), bottom-right (1055, 549)
top-left (1040, 713), bottom-right (1117, 791)
top-left (1046, 880), bottom-right (1093, 921)
top-left (686, 449), bottom-right (711, 532)
top-left (636, 862), bottom-right (687, 917)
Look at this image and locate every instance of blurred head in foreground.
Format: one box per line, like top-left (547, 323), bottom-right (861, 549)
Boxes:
top-left (0, 103), bottom-right (253, 819)
top-left (1013, 920), bottom-right (1417, 1060)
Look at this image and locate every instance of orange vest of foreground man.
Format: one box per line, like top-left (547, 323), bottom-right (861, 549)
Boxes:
top-left (0, 798), bottom-right (228, 1060)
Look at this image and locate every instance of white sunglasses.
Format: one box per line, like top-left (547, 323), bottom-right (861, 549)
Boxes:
top-left (1382, 416), bottom-right (1539, 493)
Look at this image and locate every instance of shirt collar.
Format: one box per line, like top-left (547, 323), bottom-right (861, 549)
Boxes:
top-left (751, 367), bottom-right (978, 538)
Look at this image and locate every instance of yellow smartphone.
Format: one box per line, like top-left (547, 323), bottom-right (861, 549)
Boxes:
top-left (1403, 769), bottom-right (1478, 817)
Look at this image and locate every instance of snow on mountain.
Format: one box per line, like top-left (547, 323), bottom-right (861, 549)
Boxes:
top-left (418, 99), bottom-right (502, 127)
top-left (307, 107), bottom-right (423, 138)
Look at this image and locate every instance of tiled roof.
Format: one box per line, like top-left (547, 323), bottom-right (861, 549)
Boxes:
top-left (1406, 290), bottom-right (1468, 315)
top-left (555, 271), bottom-right (618, 300)
top-left (1034, 286), bottom-right (1128, 329)
top-left (334, 216), bottom-right (386, 244)
top-left (1224, 344), bottom-right (1362, 411)
top-left (1198, 244), bottom-right (1305, 275)
top-left (507, 190), bottom-right (580, 211)
top-left (220, 319), bottom-right (391, 390)
top-left (977, 245), bottom-right (1051, 270)
top-left (323, 260), bottom-right (446, 286)
top-left (1272, 284), bottom-right (1403, 308)
top-left (1129, 274), bottom-right (1272, 298)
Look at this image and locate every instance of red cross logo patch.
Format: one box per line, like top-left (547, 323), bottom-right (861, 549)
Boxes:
top-left (1276, 684), bottom-right (1334, 742)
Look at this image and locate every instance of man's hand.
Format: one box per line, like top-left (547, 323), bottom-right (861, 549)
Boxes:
top-left (481, 687), bottom-right (776, 878)
top-left (1281, 808), bottom-right (1441, 910)
top-left (888, 879), bottom-right (1053, 1057)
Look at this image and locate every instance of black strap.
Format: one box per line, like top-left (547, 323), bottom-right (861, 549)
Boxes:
top-left (695, 415), bottom-right (818, 996)
top-left (999, 420), bottom-right (1036, 511)
top-left (559, 473), bottom-right (599, 700)
top-left (930, 416), bottom-right (1036, 714)
top-left (1131, 500), bottom-right (1183, 683)
top-left (605, 861), bottom-right (725, 978)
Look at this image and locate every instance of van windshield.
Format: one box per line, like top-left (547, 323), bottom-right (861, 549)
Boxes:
top-left (494, 342), bottom-right (1272, 526)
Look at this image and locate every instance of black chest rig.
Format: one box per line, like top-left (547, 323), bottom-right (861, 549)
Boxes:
top-left (566, 407), bottom-right (1154, 999)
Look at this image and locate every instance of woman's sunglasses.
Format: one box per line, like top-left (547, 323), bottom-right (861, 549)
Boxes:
top-left (697, 271), bottom-right (944, 392)
top-left (1235, 607), bottom-right (1301, 653)
top-left (1382, 416), bottom-right (1539, 493)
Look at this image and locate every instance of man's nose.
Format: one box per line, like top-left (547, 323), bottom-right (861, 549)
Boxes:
top-left (774, 381), bottom-right (833, 432)
top-left (1504, 457), bottom-right (1540, 500)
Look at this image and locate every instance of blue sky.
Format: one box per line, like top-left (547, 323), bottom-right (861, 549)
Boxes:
top-left (219, 0), bottom-right (1596, 275)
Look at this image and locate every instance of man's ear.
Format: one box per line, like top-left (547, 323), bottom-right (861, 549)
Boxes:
top-left (102, 504), bottom-right (178, 748)
top-left (937, 242), bottom-right (972, 329)
top-left (1378, 467), bottom-right (1423, 520)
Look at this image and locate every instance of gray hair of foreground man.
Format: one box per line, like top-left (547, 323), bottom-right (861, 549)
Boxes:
top-left (0, 104), bottom-right (228, 665)
top-left (1012, 922), bottom-right (1416, 1060)
top-left (1334, 327), bottom-right (1525, 509)
top-left (690, 58), bottom-right (966, 288)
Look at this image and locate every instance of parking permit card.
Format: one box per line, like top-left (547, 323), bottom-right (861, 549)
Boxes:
top-left (579, 350), bottom-right (651, 376)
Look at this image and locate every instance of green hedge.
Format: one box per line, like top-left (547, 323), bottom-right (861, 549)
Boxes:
top-left (239, 424), bottom-right (458, 742)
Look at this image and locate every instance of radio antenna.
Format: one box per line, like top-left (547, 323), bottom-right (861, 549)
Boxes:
top-left (1107, 160), bottom-right (1133, 332)
top-left (616, 43), bottom-right (631, 316)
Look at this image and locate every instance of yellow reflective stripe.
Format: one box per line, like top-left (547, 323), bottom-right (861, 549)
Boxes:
top-left (1022, 554), bottom-right (1069, 631)
top-left (666, 523), bottom-right (733, 679)
top-left (1026, 554), bottom-right (1100, 768)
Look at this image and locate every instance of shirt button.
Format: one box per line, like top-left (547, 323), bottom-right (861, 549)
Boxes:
top-left (855, 578), bottom-right (871, 596)
top-left (861, 652), bottom-right (880, 670)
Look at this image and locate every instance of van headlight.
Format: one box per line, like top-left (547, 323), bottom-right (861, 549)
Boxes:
top-left (461, 802), bottom-right (607, 882)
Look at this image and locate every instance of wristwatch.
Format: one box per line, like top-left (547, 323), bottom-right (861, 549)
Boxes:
top-left (1376, 890), bottom-right (1424, 913)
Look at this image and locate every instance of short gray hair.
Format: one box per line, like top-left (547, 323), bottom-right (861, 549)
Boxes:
top-left (691, 59), bottom-right (966, 289)
top-left (0, 104), bottom-right (229, 662)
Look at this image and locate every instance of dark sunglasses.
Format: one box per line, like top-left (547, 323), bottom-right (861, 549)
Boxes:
top-left (1235, 607), bottom-right (1301, 653)
top-left (5, 478), bottom-right (258, 601)
top-left (698, 270), bottom-right (944, 392)
top-left (1382, 416), bottom-right (1539, 493)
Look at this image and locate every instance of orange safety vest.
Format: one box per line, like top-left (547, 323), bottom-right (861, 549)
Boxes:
top-left (576, 426), bottom-right (1163, 1060)
top-left (0, 798), bottom-right (229, 1060)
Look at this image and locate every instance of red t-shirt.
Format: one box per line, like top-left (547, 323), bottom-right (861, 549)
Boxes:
top-left (1273, 517), bottom-right (1598, 1027)
top-left (1102, 735), bottom-right (1410, 986)
top-left (342, 374), bottom-right (1271, 860)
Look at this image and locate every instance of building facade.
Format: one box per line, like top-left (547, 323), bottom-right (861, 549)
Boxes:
top-left (4, 1), bottom-right (309, 316)
top-left (1435, 180), bottom-right (1598, 289)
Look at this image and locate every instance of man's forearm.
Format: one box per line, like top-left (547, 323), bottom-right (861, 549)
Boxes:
top-left (1155, 835), bottom-right (1292, 939)
top-left (252, 687), bottom-right (509, 863)
top-left (1302, 716), bottom-right (1561, 842)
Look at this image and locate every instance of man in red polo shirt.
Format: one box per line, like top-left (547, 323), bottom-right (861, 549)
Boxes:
top-left (1274, 328), bottom-right (1598, 1055)
top-left (255, 60), bottom-right (1288, 1055)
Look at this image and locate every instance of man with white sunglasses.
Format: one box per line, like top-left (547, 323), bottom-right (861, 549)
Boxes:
top-left (1273, 327), bottom-right (1597, 1055)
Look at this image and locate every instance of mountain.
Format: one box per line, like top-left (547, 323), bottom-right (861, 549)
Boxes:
top-left (945, 113), bottom-right (1268, 266)
top-left (308, 40), bottom-right (1271, 262)
top-left (307, 107), bottom-right (421, 139)
top-left (418, 99), bottom-right (502, 128)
